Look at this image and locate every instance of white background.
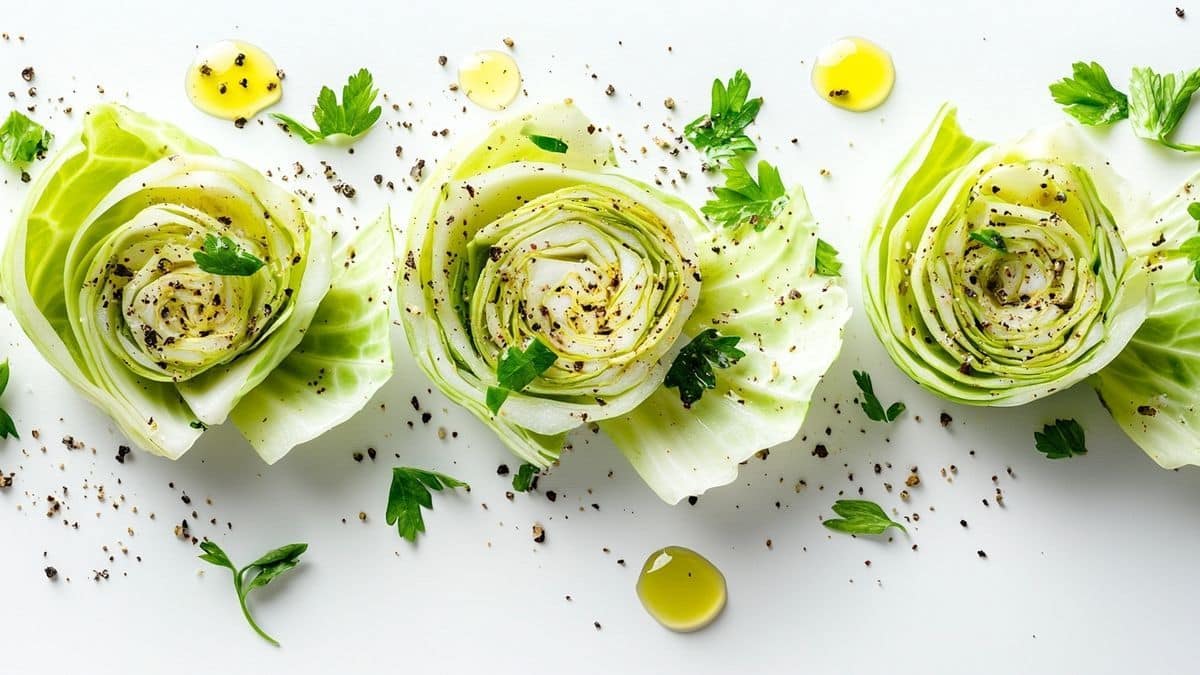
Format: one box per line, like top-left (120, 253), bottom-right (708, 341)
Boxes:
top-left (2, 1), bottom-right (1199, 673)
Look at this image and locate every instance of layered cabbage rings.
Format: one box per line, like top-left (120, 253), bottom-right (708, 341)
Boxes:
top-left (402, 104), bottom-right (849, 503)
top-left (2, 104), bottom-right (394, 462)
top-left (866, 104), bottom-right (1200, 469)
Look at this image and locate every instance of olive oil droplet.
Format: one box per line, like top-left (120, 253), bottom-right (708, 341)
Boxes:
top-left (458, 50), bottom-right (522, 111)
top-left (811, 37), bottom-right (895, 112)
top-left (186, 40), bottom-right (282, 120)
top-left (636, 546), bottom-right (726, 632)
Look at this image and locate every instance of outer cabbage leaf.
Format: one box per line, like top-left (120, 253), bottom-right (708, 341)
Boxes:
top-left (230, 209), bottom-right (396, 463)
top-left (863, 104), bottom-right (1151, 406)
top-left (1094, 174), bottom-right (1200, 468)
top-left (599, 188), bottom-right (850, 503)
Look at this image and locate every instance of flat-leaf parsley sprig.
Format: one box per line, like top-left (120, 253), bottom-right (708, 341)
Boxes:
top-left (684, 69), bottom-right (763, 166)
top-left (198, 540), bottom-right (308, 646)
top-left (701, 157), bottom-right (788, 231)
top-left (271, 68), bottom-right (382, 144)
top-left (853, 370), bottom-right (906, 423)
top-left (386, 467), bottom-right (470, 541)
top-left (823, 499), bottom-right (907, 535)
top-left (664, 329), bottom-right (745, 407)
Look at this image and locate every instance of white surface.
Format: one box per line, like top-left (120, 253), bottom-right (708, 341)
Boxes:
top-left (2, 1), bottom-right (1199, 673)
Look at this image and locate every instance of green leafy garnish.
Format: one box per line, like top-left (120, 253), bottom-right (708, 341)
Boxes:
top-left (189, 420), bottom-right (208, 430)
top-left (968, 229), bottom-right (1007, 252)
top-left (1180, 203), bottom-right (1200, 288)
top-left (193, 234), bottom-right (265, 276)
top-left (814, 239), bottom-right (842, 277)
top-left (701, 158), bottom-right (788, 230)
top-left (822, 499), bottom-right (907, 535)
top-left (0, 110), bottom-right (52, 165)
top-left (684, 70), bottom-right (762, 165)
top-left (1034, 418), bottom-right (1088, 459)
top-left (197, 540), bottom-right (308, 647)
top-left (486, 338), bottom-right (558, 414)
top-left (271, 68), bottom-right (382, 144)
top-left (0, 359), bottom-right (17, 439)
top-left (525, 133), bottom-right (569, 153)
top-left (1129, 66), bottom-right (1200, 152)
top-left (853, 370), bottom-right (906, 423)
top-left (1049, 62), bottom-right (1129, 126)
top-left (385, 467), bottom-right (469, 542)
top-left (664, 329), bottom-right (746, 407)
top-left (511, 462), bottom-right (538, 492)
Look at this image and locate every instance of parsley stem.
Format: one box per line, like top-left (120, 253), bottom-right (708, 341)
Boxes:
top-left (235, 566), bottom-right (280, 647)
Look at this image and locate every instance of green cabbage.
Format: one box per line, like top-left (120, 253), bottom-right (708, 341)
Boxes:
top-left (864, 105), bottom-right (1151, 406)
top-left (1, 104), bottom-right (394, 461)
top-left (401, 103), bottom-right (849, 503)
top-left (1094, 173), bottom-right (1200, 468)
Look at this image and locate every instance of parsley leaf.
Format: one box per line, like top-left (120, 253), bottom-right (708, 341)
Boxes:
top-left (684, 69), bottom-right (762, 166)
top-left (0, 359), bottom-right (17, 439)
top-left (664, 329), bottom-right (745, 407)
top-left (487, 338), bottom-right (558, 414)
top-left (0, 110), bottom-right (52, 165)
top-left (511, 462), bottom-right (539, 492)
top-left (1178, 203), bottom-right (1200, 289)
top-left (385, 467), bottom-right (469, 542)
top-left (271, 68), bottom-right (382, 144)
top-left (968, 229), bottom-right (1007, 252)
top-left (525, 133), bottom-right (569, 153)
top-left (823, 499), bottom-right (907, 535)
top-left (193, 234), bottom-right (265, 276)
top-left (197, 540), bottom-right (307, 646)
top-left (1129, 66), bottom-right (1200, 152)
top-left (701, 158), bottom-right (788, 230)
top-left (1049, 62), bottom-right (1129, 126)
top-left (815, 239), bottom-right (842, 277)
top-left (1034, 418), bottom-right (1088, 459)
top-left (853, 370), bottom-right (905, 423)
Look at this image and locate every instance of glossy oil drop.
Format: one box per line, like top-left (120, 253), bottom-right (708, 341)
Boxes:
top-left (458, 50), bottom-right (522, 110)
top-left (186, 40), bottom-right (282, 120)
top-left (636, 546), bottom-right (727, 632)
top-left (811, 37), bottom-right (895, 112)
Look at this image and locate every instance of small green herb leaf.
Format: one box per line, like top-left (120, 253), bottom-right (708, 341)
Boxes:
top-left (664, 329), bottom-right (746, 407)
top-left (271, 68), bottom-right (382, 144)
top-left (701, 157), bottom-right (788, 230)
top-left (1129, 66), bottom-right (1200, 152)
top-left (525, 133), bottom-right (569, 153)
top-left (1049, 62), bottom-right (1129, 126)
top-left (0, 110), bottom-right (52, 165)
top-left (969, 229), bottom-right (1007, 252)
top-left (684, 69), bottom-right (763, 166)
top-left (197, 540), bottom-right (236, 570)
top-left (1034, 418), bottom-right (1088, 459)
top-left (385, 467), bottom-right (469, 542)
top-left (1188, 202), bottom-right (1200, 222)
top-left (823, 499), bottom-right (907, 535)
top-left (197, 540), bottom-right (307, 646)
top-left (853, 370), bottom-right (906, 423)
top-left (511, 462), bottom-right (539, 492)
top-left (814, 238), bottom-right (842, 277)
top-left (488, 339), bottom-right (558, 413)
top-left (485, 386), bottom-right (510, 414)
top-left (189, 420), bottom-right (208, 430)
top-left (0, 359), bottom-right (17, 439)
top-left (193, 235), bottom-right (265, 276)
